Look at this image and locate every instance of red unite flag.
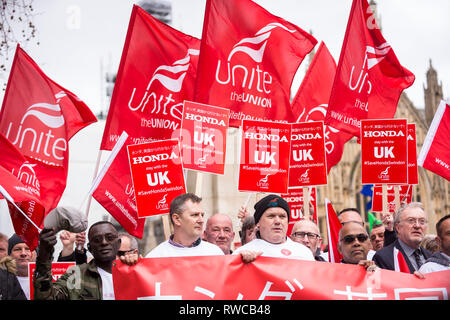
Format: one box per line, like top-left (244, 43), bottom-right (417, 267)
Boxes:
top-left (194, 0), bottom-right (317, 127)
top-left (91, 132), bottom-right (145, 238)
top-left (292, 42), bottom-right (353, 173)
top-left (0, 45), bottom-right (97, 212)
top-left (0, 166), bottom-right (45, 251)
top-left (100, 5), bottom-right (200, 150)
top-left (324, 0), bottom-right (415, 137)
top-left (418, 100), bottom-right (450, 182)
top-left (325, 198), bottom-right (343, 263)
top-left (238, 120), bottom-right (291, 194)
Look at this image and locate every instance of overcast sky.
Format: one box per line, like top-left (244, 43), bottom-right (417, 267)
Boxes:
top-left (1, 0), bottom-right (449, 115)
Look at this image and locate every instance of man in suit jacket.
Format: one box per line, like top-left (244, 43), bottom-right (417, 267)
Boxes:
top-left (373, 202), bottom-right (432, 273)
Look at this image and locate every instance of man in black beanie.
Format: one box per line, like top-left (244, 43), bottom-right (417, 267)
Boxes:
top-left (234, 194), bottom-right (314, 263)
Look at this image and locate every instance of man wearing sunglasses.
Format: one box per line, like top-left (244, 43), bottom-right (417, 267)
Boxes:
top-left (337, 222), bottom-right (374, 269)
top-left (373, 202), bottom-right (432, 274)
top-left (290, 220), bottom-right (325, 261)
top-left (34, 221), bottom-right (121, 300)
top-left (116, 233), bottom-right (139, 259)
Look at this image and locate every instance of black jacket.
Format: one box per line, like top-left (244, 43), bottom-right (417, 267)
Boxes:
top-left (0, 268), bottom-right (27, 300)
top-left (373, 239), bottom-right (432, 274)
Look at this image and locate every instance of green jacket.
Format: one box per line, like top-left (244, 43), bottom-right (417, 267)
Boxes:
top-left (33, 257), bottom-right (104, 300)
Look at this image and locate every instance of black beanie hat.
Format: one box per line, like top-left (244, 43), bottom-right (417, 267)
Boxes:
top-left (8, 234), bottom-right (24, 255)
top-left (254, 194), bottom-right (290, 225)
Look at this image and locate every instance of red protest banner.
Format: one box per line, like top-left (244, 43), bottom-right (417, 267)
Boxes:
top-left (372, 185), bottom-right (413, 212)
top-left (113, 256), bottom-right (450, 300)
top-left (180, 101), bottom-right (229, 174)
top-left (238, 120), bottom-right (291, 194)
top-left (281, 188), bottom-right (317, 236)
top-left (361, 119), bottom-right (408, 185)
top-left (127, 139), bottom-right (186, 218)
top-left (407, 124), bottom-right (418, 185)
top-left (289, 121), bottom-right (327, 188)
top-left (28, 262), bottom-right (75, 300)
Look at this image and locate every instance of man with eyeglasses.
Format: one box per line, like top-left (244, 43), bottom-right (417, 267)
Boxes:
top-left (34, 221), bottom-right (121, 300)
top-left (373, 202), bottom-right (432, 274)
top-left (290, 220), bottom-right (325, 261)
top-left (337, 222), bottom-right (375, 270)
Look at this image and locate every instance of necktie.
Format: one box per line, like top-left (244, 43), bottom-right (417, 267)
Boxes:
top-left (413, 249), bottom-right (423, 270)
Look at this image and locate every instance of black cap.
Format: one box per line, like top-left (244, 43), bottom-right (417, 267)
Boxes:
top-left (8, 234), bottom-right (24, 255)
top-left (254, 195), bottom-right (290, 225)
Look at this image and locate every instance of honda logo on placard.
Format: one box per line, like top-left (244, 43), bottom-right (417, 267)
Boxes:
top-left (215, 23), bottom-right (297, 110)
top-left (4, 93), bottom-right (68, 166)
top-left (128, 49), bottom-right (199, 123)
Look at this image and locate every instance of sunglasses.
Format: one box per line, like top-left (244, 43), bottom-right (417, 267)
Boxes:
top-left (117, 249), bottom-right (135, 257)
top-left (340, 233), bottom-right (369, 244)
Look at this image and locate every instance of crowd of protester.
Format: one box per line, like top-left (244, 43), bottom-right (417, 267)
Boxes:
top-left (0, 193), bottom-right (449, 300)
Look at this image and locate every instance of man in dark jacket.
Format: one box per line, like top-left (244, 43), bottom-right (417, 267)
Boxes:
top-left (34, 221), bottom-right (121, 300)
top-left (0, 256), bottom-right (27, 300)
top-left (373, 202), bottom-right (432, 273)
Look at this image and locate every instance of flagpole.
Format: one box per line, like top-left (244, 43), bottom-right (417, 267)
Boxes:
top-left (0, 185), bottom-right (42, 232)
top-left (83, 149), bottom-right (103, 217)
top-left (303, 187), bottom-right (310, 220)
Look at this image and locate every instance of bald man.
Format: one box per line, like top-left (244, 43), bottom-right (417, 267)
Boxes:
top-left (203, 213), bottom-right (235, 254)
top-left (290, 220), bottom-right (324, 261)
top-left (338, 222), bottom-right (376, 271)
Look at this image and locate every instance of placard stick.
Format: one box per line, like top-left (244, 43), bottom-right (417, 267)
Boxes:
top-left (382, 184), bottom-right (388, 214)
top-left (303, 187), bottom-right (310, 219)
top-left (394, 185), bottom-right (400, 212)
top-left (161, 214), bottom-right (171, 240)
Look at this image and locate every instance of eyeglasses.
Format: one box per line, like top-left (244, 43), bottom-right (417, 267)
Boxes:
top-left (402, 218), bottom-right (427, 226)
top-left (117, 249), bottom-right (135, 257)
top-left (340, 233), bottom-right (369, 244)
top-left (90, 233), bottom-right (118, 245)
top-left (292, 232), bottom-right (320, 240)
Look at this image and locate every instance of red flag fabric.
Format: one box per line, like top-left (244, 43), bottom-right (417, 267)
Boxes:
top-left (113, 256), bottom-right (450, 300)
top-left (0, 165), bottom-right (45, 251)
top-left (194, 0), bottom-right (317, 127)
top-left (292, 42), bottom-right (353, 173)
top-left (0, 45), bottom-right (97, 212)
top-left (418, 100), bottom-right (450, 181)
top-left (92, 133), bottom-right (145, 238)
top-left (100, 5), bottom-right (200, 150)
top-left (325, 198), bottom-right (343, 263)
top-left (324, 0), bottom-right (415, 137)
top-left (393, 247), bottom-right (411, 273)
